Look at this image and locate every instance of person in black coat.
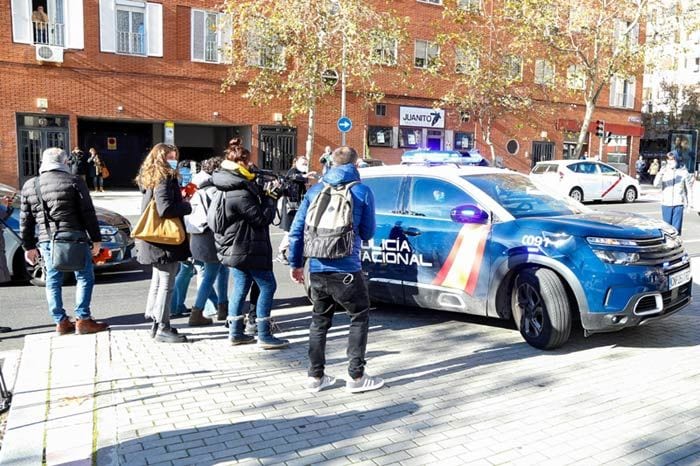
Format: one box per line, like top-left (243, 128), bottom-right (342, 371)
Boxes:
top-left (135, 143), bottom-right (192, 343)
top-left (277, 155), bottom-right (316, 263)
top-left (212, 145), bottom-right (288, 349)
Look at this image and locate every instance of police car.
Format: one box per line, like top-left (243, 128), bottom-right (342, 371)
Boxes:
top-left (357, 153), bottom-right (691, 349)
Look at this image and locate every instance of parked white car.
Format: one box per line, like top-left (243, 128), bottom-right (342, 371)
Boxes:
top-left (530, 160), bottom-right (639, 203)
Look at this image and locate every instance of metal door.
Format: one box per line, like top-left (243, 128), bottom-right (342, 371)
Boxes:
top-left (531, 141), bottom-right (555, 167)
top-left (258, 126), bottom-right (297, 174)
top-left (17, 114), bottom-right (69, 186)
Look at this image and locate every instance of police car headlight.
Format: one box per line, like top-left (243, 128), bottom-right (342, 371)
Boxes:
top-left (592, 250), bottom-right (640, 265)
top-left (586, 237), bottom-right (639, 247)
top-left (100, 226), bottom-right (118, 236)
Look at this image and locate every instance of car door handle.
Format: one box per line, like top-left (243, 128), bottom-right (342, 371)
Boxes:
top-left (402, 227), bottom-right (421, 236)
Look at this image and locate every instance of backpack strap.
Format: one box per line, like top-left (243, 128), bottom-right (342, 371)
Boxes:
top-left (34, 176), bottom-right (54, 239)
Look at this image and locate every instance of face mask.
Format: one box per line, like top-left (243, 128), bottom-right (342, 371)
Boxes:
top-left (167, 159), bottom-right (178, 169)
top-left (295, 160), bottom-right (308, 173)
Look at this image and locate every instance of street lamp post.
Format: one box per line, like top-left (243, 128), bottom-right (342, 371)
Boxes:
top-left (340, 33), bottom-right (347, 146)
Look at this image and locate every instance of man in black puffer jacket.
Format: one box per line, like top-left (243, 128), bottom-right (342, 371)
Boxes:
top-left (212, 147), bottom-right (289, 349)
top-left (20, 147), bottom-right (108, 336)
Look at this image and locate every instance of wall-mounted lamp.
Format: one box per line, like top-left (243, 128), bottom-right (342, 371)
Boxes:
top-left (540, 131), bottom-right (548, 139)
top-left (212, 111), bottom-right (219, 118)
top-left (272, 112), bottom-right (283, 123)
top-left (36, 98), bottom-right (48, 111)
top-left (116, 105), bottom-right (124, 112)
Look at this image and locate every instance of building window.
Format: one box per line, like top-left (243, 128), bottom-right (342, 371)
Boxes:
top-left (247, 33), bottom-right (285, 69)
top-left (414, 39), bottom-right (439, 69)
top-left (454, 132), bottom-right (475, 151)
top-left (566, 64), bottom-right (585, 90)
top-left (534, 59), bottom-right (555, 86)
top-left (375, 104), bottom-right (387, 116)
top-left (458, 0), bottom-right (481, 13)
top-left (192, 10), bottom-right (227, 63)
top-left (400, 128), bottom-right (422, 148)
top-left (610, 76), bottom-right (636, 108)
top-left (455, 47), bottom-right (479, 74)
top-left (368, 126), bottom-right (392, 147)
top-left (371, 36), bottom-right (397, 66)
top-left (506, 139), bottom-right (520, 155)
top-left (503, 55), bottom-right (522, 81)
top-left (116, 5), bottom-right (146, 55)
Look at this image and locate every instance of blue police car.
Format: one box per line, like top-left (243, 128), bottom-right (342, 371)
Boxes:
top-left (358, 156), bottom-right (692, 349)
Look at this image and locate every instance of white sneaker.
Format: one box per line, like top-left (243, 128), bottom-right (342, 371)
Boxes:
top-left (305, 375), bottom-right (336, 393)
top-left (345, 374), bottom-right (384, 393)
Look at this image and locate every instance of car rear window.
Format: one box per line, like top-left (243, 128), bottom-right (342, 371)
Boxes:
top-left (531, 163), bottom-right (557, 174)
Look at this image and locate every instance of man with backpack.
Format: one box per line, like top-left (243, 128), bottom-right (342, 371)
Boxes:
top-left (288, 146), bottom-right (382, 393)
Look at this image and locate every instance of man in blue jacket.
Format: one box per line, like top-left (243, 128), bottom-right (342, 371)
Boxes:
top-left (288, 146), bottom-right (383, 394)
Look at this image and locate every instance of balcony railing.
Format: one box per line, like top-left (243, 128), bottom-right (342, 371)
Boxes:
top-left (32, 20), bottom-right (64, 47)
top-left (117, 31), bottom-right (146, 56)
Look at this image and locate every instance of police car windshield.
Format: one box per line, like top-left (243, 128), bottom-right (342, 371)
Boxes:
top-left (462, 173), bottom-right (586, 219)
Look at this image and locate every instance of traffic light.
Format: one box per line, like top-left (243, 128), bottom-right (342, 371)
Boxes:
top-left (605, 131), bottom-right (613, 144)
top-left (595, 120), bottom-right (605, 138)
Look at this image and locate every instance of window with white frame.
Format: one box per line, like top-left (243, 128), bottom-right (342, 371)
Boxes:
top-left (458, 0), bottom-right (481, 13)
top-left (613, 19), bottom-right (639, 51)
top-left (609, 76), bottom-right (636, 108)
top-left (534, 59), bottom-right (555, 86)
top-left (99, 0), bottom-right (162, 57)
top-left (566, 64), bottom-right (585, 90)
top-left (414, 39), bottom-right (439, 69)
top-left (455, 47), bottom-right (479, 74)
top-left (191, 9), bottom-right (230, 63)
top-left (246, 32), bottom-right (285, 69)
top-left (371, 36), bottom-right (397, 66)
top-left (503, 55), bottom-right (522, 81)
top-left (11, 0), bottom-right (84, 49)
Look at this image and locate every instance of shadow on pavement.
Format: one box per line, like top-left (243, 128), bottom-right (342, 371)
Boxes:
top-left (96, 402), bottom-right (420, 465)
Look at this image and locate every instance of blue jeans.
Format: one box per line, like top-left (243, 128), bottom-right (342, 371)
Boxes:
top-left (193, 262), bottom-right (221, 310)
top-left (38, 242), bottom-right (95, 324)
top-left (171, 261), bottom-right (194, 315)
top-left (228, 268), bottom-right (276, 338)
top-left (661, 205), bottom-right (685, 234)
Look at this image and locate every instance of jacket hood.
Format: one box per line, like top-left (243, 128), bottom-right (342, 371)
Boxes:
top-left (212, 167), bottom-right (250, 192)
top-left (192, 171), bottom-right (213, 188)
top-left (321, 163), bottom-right (361, 186)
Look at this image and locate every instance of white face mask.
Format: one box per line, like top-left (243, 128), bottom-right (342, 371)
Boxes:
top-left (295, 160), bottom-right (308, 173)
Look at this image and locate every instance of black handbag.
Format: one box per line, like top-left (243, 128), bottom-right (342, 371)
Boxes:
top-left (34, 177), bottom-right (90, 272)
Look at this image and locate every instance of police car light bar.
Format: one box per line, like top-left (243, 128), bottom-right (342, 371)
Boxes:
top-left (401, 149), bottom-right (484, 166)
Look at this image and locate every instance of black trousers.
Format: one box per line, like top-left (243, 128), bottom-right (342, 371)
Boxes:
top-left (308, 271), bottom-right (370, 379)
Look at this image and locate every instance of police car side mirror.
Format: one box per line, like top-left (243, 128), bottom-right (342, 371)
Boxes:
top-left (450, 204), bottom-right (489, 224)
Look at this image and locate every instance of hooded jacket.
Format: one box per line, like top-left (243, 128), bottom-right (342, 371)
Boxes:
top-left (20, 170), bottom-right (100, 250)
top-left (212, 161), bottom-right (276, 270)
top-left (287, 163), bottom-right (375, 273)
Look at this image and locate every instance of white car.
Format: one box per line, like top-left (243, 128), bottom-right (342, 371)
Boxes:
top-left (530, 160), bottom-right (639, 203)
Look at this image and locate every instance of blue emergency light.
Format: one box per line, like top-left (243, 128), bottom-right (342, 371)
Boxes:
top-left (401, 149), bottom-right (485, 166)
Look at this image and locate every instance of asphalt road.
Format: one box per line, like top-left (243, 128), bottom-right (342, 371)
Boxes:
top-left (1, 194), bottom-right (699, 353)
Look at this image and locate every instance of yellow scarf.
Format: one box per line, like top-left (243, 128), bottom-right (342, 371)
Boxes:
top-left (221, 160), bottom-right (255, 181)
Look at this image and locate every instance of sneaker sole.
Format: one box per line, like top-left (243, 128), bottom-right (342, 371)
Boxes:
top-left (346, 379), bottom-right (385, 393)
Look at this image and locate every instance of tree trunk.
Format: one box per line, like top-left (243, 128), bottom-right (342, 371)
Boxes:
top-left (574, 100), bottom-right (596, 159)
top-left (306, 103), bottom-right (316, 160)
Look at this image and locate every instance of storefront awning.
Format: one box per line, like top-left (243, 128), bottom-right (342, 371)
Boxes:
top-left (557, 118), bottom-right (644, 137)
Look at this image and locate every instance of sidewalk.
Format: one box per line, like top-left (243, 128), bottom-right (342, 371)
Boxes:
top-left (1, 262), bottom-right (699, 465)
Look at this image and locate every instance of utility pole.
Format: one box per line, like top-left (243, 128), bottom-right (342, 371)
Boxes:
top-left (340, 33), bottom-right (347, 146)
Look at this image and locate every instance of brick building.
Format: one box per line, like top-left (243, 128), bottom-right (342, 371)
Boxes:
top-left (1, 0), bottom-right (644, 189)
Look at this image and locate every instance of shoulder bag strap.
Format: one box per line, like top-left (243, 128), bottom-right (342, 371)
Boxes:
top-left (34, 176), bottom-right (53, 239)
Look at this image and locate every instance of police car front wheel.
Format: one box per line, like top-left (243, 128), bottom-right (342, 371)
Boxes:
top-left (511, 267), bottom-right (572, 350)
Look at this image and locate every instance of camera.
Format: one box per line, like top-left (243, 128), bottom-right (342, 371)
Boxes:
top-left (251, 167), bottom-right (289, 199)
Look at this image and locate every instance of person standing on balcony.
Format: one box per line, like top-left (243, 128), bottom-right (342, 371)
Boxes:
top-left (32, 6), bottom-right (49, 44)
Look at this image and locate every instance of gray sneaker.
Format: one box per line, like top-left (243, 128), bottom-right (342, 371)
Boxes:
top-left (306, 375), bottom-right (336, 393)
top-left (346, 374), bottom-right (384, 393)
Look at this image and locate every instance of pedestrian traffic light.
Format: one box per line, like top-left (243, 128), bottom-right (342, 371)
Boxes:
top-left (595, 120), bottom-right (605, 137)
top-left (605, 132), bottom-right (613, 144)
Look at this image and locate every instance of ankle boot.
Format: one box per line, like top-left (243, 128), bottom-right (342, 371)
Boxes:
top-left (230, 316), bottom-right (255, 345)
top-left (257, 318), bottom-right (289, 349)
top-left (217, 302), bottom-right (228, 321)
top-left (188, 307), bottom-right (213, 326)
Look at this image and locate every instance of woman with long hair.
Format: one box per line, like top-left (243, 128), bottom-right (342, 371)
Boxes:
top-left (212, 145), bottom-right (288, 349)
top-left (88, 148), bottom-right (106, 192)
top-left (135, 143), bottom-right (192, 343)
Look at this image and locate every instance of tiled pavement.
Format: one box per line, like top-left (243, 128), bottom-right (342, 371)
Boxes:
top-left (1, 261), bottom-right (699, 465)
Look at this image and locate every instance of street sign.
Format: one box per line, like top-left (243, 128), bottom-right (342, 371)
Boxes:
top-left (337, 116), bottom-right (352, 133)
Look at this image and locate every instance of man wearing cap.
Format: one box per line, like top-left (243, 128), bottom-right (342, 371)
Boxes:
top-left (20, 148), bottom-right (108, 335)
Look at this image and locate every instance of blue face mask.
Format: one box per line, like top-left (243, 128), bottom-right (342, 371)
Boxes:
top-left (167, 159), bottom-right (178, 169)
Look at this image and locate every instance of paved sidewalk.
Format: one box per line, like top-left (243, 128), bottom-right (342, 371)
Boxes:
top-left (1, 264), bottom-right (699, 466)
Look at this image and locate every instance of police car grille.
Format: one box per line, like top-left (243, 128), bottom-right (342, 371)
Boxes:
top-left (633, 237), bottom-right (685, 268)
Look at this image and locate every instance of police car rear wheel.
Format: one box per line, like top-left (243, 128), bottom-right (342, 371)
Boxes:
top-left (623, 187), bottom-right (636, 203)
top-left (511, 268), bottom-right (571, 350)
top-left (569, 188), bottom-right (583, 202)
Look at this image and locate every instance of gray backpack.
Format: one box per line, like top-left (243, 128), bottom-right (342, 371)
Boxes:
top-left (206, 189), bottom-right (227, 235)
top-left (303, 181), bottom-right (358, 259)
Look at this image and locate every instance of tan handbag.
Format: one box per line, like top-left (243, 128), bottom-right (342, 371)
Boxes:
top-left (131, 199), bottom-right (186, 245)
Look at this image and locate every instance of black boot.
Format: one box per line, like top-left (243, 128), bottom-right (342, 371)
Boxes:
top-left (230, 316), bottom-right (255, 345)
top-left (217, 302), bottom-right (228, 321)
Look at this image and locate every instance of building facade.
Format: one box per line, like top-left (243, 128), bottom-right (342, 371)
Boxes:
top-left (1, 0), bottom-right (645, 189)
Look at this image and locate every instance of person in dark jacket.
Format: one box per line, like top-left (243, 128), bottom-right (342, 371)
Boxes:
top-left (212, 145), bottom-right (289, 349)
top-left (276, 155), bottom-right (316, 264)
top-left (288, 146), bottom-right (382, 393)
top-left (135, 143), bottom-right (192, 343)
top-left (20, 148), bottom-right (108, 335)
top-left (69, 147), bottom-right (89, 181)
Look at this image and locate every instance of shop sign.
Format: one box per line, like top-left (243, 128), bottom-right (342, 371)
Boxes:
top-left (107, 137), bottom-right (117, 150)
top-left (400, 106), bottom-right (445, 129)
top-left (164, 120), bottom-right (175, 144)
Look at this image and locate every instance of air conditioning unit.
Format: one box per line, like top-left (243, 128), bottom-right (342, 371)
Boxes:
top-left (35, 45), bottom-right (63, 63)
